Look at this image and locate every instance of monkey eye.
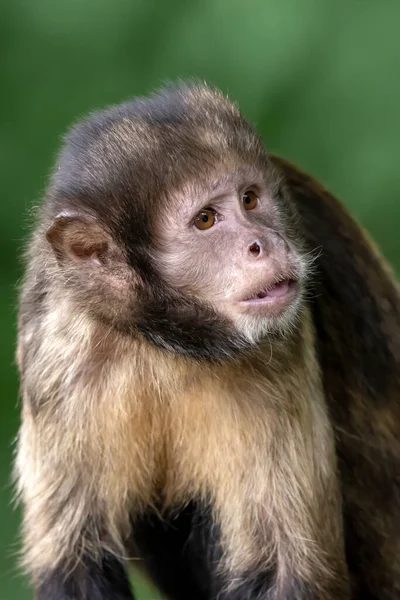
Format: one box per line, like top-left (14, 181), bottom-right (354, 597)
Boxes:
top-left (194, 209), bottom-right (217, 230)
top-left (242, 190), bottom-right (258, 210)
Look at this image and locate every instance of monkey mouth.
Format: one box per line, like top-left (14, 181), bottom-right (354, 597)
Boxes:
top-left (241, 278), bottom-right (298, 305)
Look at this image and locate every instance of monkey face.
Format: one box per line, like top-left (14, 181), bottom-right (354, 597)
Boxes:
top-left (42, 82), bottom-right (312, 359)
top-left (154, 162), bottom-right (309, 344)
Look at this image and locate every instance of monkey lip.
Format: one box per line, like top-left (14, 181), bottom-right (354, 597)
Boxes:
top-left (240, 278), bottom-right (298, 306)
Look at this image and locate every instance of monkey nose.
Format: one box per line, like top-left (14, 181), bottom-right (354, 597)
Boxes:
top-left (248, 240), bottom-right (262, 258)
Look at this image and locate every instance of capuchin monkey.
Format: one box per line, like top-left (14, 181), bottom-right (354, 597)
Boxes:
top-left (14, 82), bottom-right (400, 600)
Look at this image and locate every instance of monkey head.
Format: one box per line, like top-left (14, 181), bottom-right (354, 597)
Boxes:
top-left (43, 83), bottom-right (310, 360)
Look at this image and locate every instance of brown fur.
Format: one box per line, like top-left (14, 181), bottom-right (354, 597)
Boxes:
top-left (14, 83), bottom-right (400, 599)
top-left (15, 292), bottom-right (346, 594)
top-left (273, 157), bottom-right (400, 598)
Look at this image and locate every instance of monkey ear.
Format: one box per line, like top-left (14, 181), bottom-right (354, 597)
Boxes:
top-left (46, 212), bottom-right (113, 265)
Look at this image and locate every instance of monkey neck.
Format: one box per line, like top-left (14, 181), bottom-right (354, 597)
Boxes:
top-left (32, 292), bottom-right (313, 408)
top-left (79, 306), bottom-right (312, 403)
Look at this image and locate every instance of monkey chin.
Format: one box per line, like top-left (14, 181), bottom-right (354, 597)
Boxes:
top-left (232, 279), bottom-right (304, 344)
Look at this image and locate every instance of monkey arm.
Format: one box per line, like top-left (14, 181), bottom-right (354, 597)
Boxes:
top-left (14, 376), bottom-right (138, 600)
top-left (274, 155), bottom-right (400, 598)
top-left (15, 424), bottom-right (136, 600)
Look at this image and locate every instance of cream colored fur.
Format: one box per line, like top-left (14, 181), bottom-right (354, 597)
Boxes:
top-left (15, 293), bottom-right (345, 592)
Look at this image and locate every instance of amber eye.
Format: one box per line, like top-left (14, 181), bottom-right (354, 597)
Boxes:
top-left (194, 209), bottom-right (216, 230)
top-left (243, 190), bottom-right (258, 210)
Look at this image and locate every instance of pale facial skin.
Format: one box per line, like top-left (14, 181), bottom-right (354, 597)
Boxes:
top-left (155, 164), bottom-right (309, 343)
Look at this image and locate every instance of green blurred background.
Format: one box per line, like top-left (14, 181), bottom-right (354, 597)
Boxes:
top-left (1, 1), bottom-right (399, 598)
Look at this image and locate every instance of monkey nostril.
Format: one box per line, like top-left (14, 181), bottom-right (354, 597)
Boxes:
top-left (249, 241), bottom-right (262, 257)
